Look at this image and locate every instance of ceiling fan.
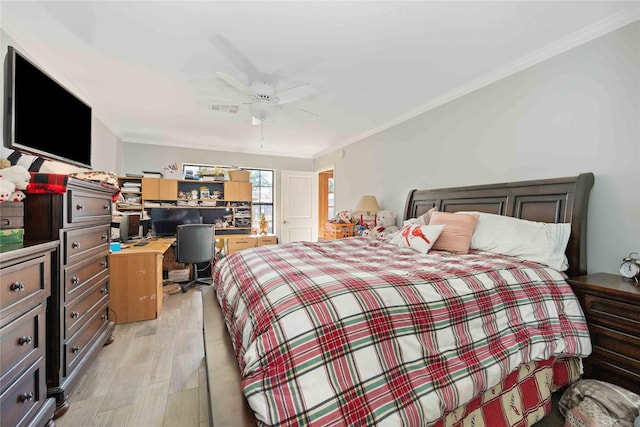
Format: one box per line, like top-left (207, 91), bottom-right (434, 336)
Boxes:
top-left (209, 35), bottom-right (318, 125)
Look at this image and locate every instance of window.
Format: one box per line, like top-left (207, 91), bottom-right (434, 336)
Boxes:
top-left (181, 163), bottom-right (275, 233)
top-left (250, 169), bottom-right (274, 234)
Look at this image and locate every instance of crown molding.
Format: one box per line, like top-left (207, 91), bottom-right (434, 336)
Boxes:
top-left (314, 6), bottom-right (640, 159)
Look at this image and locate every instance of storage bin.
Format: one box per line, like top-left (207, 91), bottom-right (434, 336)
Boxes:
top-left (228, 170), bottom-right (251, 182)
top-left (0, 202), bottom-right (24, 230)
top-left (0, 228), bottom-right (24, 244)
top-left (324, 222), bottom-right (356, 240)
top-left (168, 268), bottom-right (190, 282)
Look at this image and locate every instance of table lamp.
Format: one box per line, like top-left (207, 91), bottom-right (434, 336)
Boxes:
top-left (355, 195), bottom-right (380, 227)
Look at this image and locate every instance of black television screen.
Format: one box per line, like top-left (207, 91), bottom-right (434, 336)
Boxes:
top-left (150, 208), bottom-right (202, 237)
top-left (3, 46), bottom-right (92, 168)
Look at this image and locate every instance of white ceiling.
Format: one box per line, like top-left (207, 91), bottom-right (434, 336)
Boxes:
top-left (2, 1), bottom-right (638, 159)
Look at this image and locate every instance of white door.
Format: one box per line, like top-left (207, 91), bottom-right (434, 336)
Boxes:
top-left (281, 170), bottom-right (318, 243)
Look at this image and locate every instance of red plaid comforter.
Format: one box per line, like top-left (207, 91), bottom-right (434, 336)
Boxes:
top-left (213, 238), bottom-right (591, 426)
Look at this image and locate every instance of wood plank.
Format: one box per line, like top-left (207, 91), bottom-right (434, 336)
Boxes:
top-left (201, 286), bottom-right (256, 427)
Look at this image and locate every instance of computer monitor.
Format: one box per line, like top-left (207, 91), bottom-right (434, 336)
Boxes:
top-left (150, 208), bottom-right (202, 237)
top-left (118, 212), bottom-right (142, 243)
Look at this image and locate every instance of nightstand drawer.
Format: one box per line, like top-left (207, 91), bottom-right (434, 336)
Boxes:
top-left (582, 293), bottom-right (640, 336)
top-left (589, 324), bottom-right (640, 370)
top-left (257, 235), bottom-right (277, 246)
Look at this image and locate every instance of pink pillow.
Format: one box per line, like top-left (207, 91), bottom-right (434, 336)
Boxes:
top-left (428, 212), bottom-right (480, 254)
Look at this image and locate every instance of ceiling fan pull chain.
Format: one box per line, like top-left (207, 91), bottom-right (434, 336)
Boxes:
top-left (261, 120), bottom-right (265, 149)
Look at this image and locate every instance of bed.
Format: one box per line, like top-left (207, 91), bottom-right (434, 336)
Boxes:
top-left (203, 172), bottom-right (595, 427)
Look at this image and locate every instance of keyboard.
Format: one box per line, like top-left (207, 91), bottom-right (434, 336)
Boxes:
top-left (133, 240), bottom-right (149, 246)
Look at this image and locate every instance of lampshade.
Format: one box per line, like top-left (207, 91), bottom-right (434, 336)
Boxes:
top-left (354, 195), bottom-right (380, 213)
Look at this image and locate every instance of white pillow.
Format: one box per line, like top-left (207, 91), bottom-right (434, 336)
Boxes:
top-left (391, 224), bottom-right (445, 254)
top-left (468, 212), bottom-right (571, 271)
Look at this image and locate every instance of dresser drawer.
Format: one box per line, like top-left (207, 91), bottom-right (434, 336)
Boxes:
top-left (64, 253), bottom-right (109, 301)
top-left (65, 275), bottom-right (109, 339)
top-left (65, 187), bottom-right (112, 226)
top-left (0, 253), bottom-right (49, 322)
top-left (257, 236), bottom-right (277, 246)
top-left (0, 358), bottom-right (46, 427)
top-left (65, 303), bottom-right (110, 377)
top-left (582, 293), bottom-right (640, 336)
top-left (227, 237), bottom-right (256, 254)
top-left (63, 224), bottom-right (110, 265)
top-left (0, 304), bottom-right (45, 385)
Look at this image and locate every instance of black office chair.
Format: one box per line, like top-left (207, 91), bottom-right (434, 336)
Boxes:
top-left (175, 224), bottom-right (215, 293)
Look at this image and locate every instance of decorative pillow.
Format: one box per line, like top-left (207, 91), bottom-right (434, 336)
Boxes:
top-left (403, 207), bottom-right (437, 227)
top-left (428, 212), bottom-right (479, 254)
top-left (559, 380), bottom-right (640, 426)
top-left (391, 224), bottom-right (445, 254)
top-left (467, 212), bottom-right (571, 271)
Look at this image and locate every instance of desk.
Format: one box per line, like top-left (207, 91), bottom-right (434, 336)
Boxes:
top-left (109, 238), bottom-right (175, 324)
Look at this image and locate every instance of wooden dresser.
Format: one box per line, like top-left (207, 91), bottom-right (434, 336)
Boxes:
top-left (1, 240), bottom-right (58, 427)
top-left (23, 178), bottom-right (117, 417)
top-left (568, 273), bottom-right (640, 394)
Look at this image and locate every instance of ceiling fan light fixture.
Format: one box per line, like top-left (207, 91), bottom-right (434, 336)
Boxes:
top-left (249, 102), bottom-right (276, 121)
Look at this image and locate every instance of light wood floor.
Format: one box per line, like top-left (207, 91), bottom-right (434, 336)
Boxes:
top-left (56, 287), bottom-right (209, 427)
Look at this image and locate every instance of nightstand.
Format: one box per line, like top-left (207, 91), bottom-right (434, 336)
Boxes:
top-left (567, 273), bottom-right (640, 394)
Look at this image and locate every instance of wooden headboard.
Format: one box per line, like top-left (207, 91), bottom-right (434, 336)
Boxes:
top-left (403, 173), bottom-right (594, 277)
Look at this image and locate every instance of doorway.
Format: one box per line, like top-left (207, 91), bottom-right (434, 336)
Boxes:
top-left (318, 169), bottom-right (334, 240)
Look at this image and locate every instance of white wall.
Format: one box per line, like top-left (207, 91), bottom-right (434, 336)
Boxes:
top-left (317, 21), bottom-right (640, 275)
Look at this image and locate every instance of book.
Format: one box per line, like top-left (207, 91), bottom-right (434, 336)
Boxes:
top-left (125, 173), bottom-right (143, 178)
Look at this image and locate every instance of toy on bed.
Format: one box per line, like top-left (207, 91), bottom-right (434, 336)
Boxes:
top-left (0, 159), bottom-right (30, 202)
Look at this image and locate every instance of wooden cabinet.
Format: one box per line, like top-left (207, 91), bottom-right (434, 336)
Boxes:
top-left (567, 273), bottom-right (640, 394)
top-left (139, 178), bottom-right (253, 235)
top-left (109, 239), bottom-right (174, 324)
top-left (142, 177), bottom-right (178, 201)
top-left (224, 182), bottom-right (252, 201)
top-left (23, 177), bottom-right (117, 417)
top-left (257, 235), bottom-right (277, 246)
top-left (226, 235), bottom-right (257, 254)
top-left (0, 241), bottom-right (58, 427)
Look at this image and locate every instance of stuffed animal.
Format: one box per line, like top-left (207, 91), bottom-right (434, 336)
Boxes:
top-left (329, 210), bottom-right (353, 224)
top-left (362, 228), bottom-right (378, 238)
top-left (0, 163), bottom-right (30, 202)
top-left (376, 210), bottom-right (397, 227)
top-left (376, 226), bottom-right (399, 240)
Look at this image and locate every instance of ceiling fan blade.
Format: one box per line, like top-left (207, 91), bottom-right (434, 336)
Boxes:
top-left (283, 104), bottom-right (319, 119)
top-left (278, 84), bottom-right (315, 104)
top-left (216, 72), bottom-right (250, 95)
top-left (211, 35), bottom-right (261, 82)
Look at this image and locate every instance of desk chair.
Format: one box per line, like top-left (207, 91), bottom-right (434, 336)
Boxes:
top-left (175, 224), bottom-right (215, 293)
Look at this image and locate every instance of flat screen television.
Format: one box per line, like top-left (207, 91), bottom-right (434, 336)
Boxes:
top-left (3, 45), bottom-right (92, 168)
top-left (150, 208), bottom-right (202, 237)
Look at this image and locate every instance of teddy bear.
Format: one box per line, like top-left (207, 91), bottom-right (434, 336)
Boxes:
top-left (373, 210), bottom-right (399, 239)
top-left (0, 161), bottom-right (31, 202)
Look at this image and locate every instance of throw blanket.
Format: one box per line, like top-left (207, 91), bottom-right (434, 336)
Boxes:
top-left (214, 238), bottom-right (592, 426)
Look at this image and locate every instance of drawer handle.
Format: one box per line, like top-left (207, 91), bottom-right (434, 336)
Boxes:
top-left (10, 282), bottom-right (25, 292)
top-left (70, 311), bottom-right (79, 319)
top-left (71, 346), bottom-right (81, 354)
top-left (0, 218), bottom-right (9, 225)
top-left (71, 276), bottom-right (80, 285)
top-left (100, 288), bottom-right (108, 295)
top-left (76, 204), bottom-right (84, 211)
top-left (19, 392), bottom-right (34, 403)
top-left (101, 261), bottom-right (108, 268)
top-left (102, 234), bottom-right (108, 240)
top-left (18, 336), bottom-right (33, 346)
top-left (101, 314), bottom-right (108, 321)
top-left (72, 241), bottom-right (81, 249)
top-left (103, 204), bottom-right (110, 210)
